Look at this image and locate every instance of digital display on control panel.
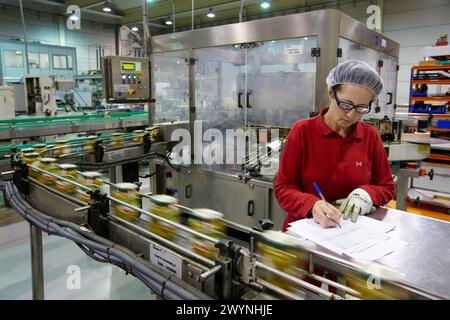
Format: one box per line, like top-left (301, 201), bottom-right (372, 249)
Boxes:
top-left (121, 62), bottom-right (135, 71)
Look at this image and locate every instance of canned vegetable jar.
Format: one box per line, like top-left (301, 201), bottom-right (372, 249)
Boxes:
top-left (257, 230), bottom-right (307, 291)
top-left (36, 158), bottom-right (58, 185)
top-left (79, 171), bottom-right (103, 187)
top-left (84, 136), bottom-right (97, 152)
top-left (111, 182), bottom-right (141, 221)
top-left (132, 130), bottom-right (144, 144)
top-left (23, 152), bottom-right (40, 164)
top-left (147, 195), bottom-right (180, 240)
top-left (187, 208), bottom-right (226, 260)
top-left (110, 133), bottom-right (124, 148)
top-left (53, 140), bottom-right (70, 157)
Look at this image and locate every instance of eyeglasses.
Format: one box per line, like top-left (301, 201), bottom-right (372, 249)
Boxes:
top-left (332, 87), bottom-right (372, 114)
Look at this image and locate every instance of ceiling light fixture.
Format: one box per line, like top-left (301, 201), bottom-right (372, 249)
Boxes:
top-left (260, 1), bottom-right (270, 9)
top-left (131, 26), bottom-right (139, 32)
top-left (165, 16), bottom-right (173, 25)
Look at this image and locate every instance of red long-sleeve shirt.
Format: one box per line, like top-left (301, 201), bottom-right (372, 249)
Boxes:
top-left (275, 108), bottom-right (394, 231)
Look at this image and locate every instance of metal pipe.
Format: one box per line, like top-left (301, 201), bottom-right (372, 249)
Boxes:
top-left (172, 0), bottom-right (176, 33)
top-left (200, 265), bottom-right (221, 281)
top-left (191, 0), bottom-right (194, 30)
top-left (18, 0), bottom-right (30, 75)
top-left (239, 0), bottom-right (244, 23)
top-left (142, 0), bottom-right (149, 57)
top-left (258, 279), bottom-right (303, 300)
top-left (30, 224), bottom-right (44, 300)
top-left (255, 261), bottom-right (341, 300)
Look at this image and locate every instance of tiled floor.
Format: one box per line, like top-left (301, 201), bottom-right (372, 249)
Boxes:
top-left (0, 218), bottom-right (155, 300)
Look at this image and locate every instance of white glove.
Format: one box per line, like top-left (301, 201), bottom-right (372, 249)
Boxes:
top-left (340, 188), bottom-right (373, 223)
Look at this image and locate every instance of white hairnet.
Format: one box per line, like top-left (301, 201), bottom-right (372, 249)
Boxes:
top-left (326, 59), bottom-right (383, 99)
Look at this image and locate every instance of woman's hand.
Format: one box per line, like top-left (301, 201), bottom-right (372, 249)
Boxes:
top-left (311, 200), bottom-right (342, 228)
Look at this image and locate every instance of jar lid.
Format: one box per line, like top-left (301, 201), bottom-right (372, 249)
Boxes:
top-left (115, 182), bottom-right (138, 191)
top-left (87, 135), bottom-right (97, 139)
top-left (133, 130), bottom-right (144, 134)
top-left (149, 194), bottom-right (177, 205)
top-left (58, 163), bottom-right (78, 170)
top-left (112, 133), bottom-right (124, 136)
top-left (25, 152), bottom-right (39, 157)
top-left (190, 208), bottom-right (223, 220)
top-left (80, 171), bottom-right (102, 178)
top-left (40, 157), bottom-right (57, 163)
top-left (22, 148), bottom-right (35, 153)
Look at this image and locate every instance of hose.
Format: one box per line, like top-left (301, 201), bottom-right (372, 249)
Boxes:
top-left (1, 180), bottom-right (209, 300)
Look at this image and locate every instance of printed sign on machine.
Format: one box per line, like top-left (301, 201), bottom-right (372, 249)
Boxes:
top-left (150, 243), bottom-right (182, 278)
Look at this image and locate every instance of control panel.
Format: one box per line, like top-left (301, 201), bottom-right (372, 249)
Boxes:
top-left (102, 56), bottom-right (151, 103)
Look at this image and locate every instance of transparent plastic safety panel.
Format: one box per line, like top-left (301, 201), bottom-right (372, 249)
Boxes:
top-left (245, 37), bottom-right (317, 129)
top-left (338, 38), bottom-right (380, 119)
top-left (151, 51), bottom-right (189, 123)
top-left (194, 46), bottom-right (246, 171)
top-left (378, 52), bottom-right (398, 120)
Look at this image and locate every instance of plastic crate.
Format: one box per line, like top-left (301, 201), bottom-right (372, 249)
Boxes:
top-left (409, 104), bottom-right (429, 113)
top-left (428, 105), bottom-right (447, 114)
top-left (437, 120), bottom-right (450, 129)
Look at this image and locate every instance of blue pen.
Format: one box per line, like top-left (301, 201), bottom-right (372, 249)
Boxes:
top-left (313, 182), bottom-right (341, 228)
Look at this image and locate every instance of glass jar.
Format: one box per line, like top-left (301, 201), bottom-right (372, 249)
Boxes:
top-left (55, 175), bottom-right (77, 194)
top-left (110, 133), bottom-right (124, 148)
top-left (53, 140), bottom-right (71, 158)
top-left (187, 208), bottom-right (226, 260)
top-left (79, 171), bottom-right (103, 187)
top-left (111, 182), bottom-right (141, 221)
top-left (36, 158), bottom-right (58, 185)
top-left (147, 195), bottom-right (180, 240)
top-left (23, 152), bottom-right (40, 165)
top-left (132, 130), bottom-right (144, 144)
top-left (33, 144), bottom-right (47, 155)
top-left (257, 230), bottom-right (307, 291)
top-left (84, 136), bottom-right (97, 153)
top-left (58, 163), bottom-right (78, 178)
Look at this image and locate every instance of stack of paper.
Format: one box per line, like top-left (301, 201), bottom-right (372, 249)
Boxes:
top-left (287, 216), bottom-right (408, 262)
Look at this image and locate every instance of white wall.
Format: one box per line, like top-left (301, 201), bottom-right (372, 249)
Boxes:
top-left (0, 5), bottom-right (116, 74)
top-left (383, 0), bottom-right (450, 105)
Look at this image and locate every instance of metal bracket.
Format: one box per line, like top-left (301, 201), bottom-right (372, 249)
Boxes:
top-left (87, 190), bottom-right (109, 237)
top-left (186, 58), bottom-right (197, 65)
top-left (337, 48), bottom-right (342, 57)
top-left (378, 60), bottom-right (384, 67)
top-left (13, 161), bottom-right (30, 195)
top-left (94, 140), bottom-right (104, 163)
top-left (143, 132), bottom-right (152, 154)
top-left (311, 47), bottom-right (321, 57)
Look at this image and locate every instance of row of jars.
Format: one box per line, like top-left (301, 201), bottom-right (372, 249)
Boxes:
top-left (19, 129), bottom-right (147, 159)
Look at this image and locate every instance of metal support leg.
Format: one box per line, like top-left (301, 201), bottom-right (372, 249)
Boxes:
top-left (396, 168), bottom-right (419, 211)
top-left (30, 224), bottom-right (44, 300)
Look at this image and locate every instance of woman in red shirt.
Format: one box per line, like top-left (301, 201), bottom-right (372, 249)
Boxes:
top-left (275, 59), bottom-right (394, 231)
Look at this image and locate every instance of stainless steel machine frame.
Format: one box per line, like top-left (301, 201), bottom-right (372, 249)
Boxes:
top-left (147, 9), bottom-right (401, 229)
top-left (149, 9), bottom-right (399, 117)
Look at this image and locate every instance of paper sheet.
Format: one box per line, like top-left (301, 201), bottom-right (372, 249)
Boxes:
top-left (287, 216), bottom-right (408, 262)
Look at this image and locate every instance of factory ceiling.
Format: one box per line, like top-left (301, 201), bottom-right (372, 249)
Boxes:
top-left (0, 0), bottom-right (379, 34)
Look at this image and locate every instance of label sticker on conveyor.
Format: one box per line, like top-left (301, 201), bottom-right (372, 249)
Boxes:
top-left (150, 243), bottom-right (182, 278)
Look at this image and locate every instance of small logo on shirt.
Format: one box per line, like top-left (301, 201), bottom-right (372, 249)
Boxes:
top-left (355, 161), bottom-right (363, 167)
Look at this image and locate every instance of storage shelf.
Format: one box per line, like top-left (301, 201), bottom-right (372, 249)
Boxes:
top-left (410, 96), bottom-right (450, 102)
top-left (411, 80), bottom-right (450, 85)
top-left (412, 65), bottom-right (450, 71)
